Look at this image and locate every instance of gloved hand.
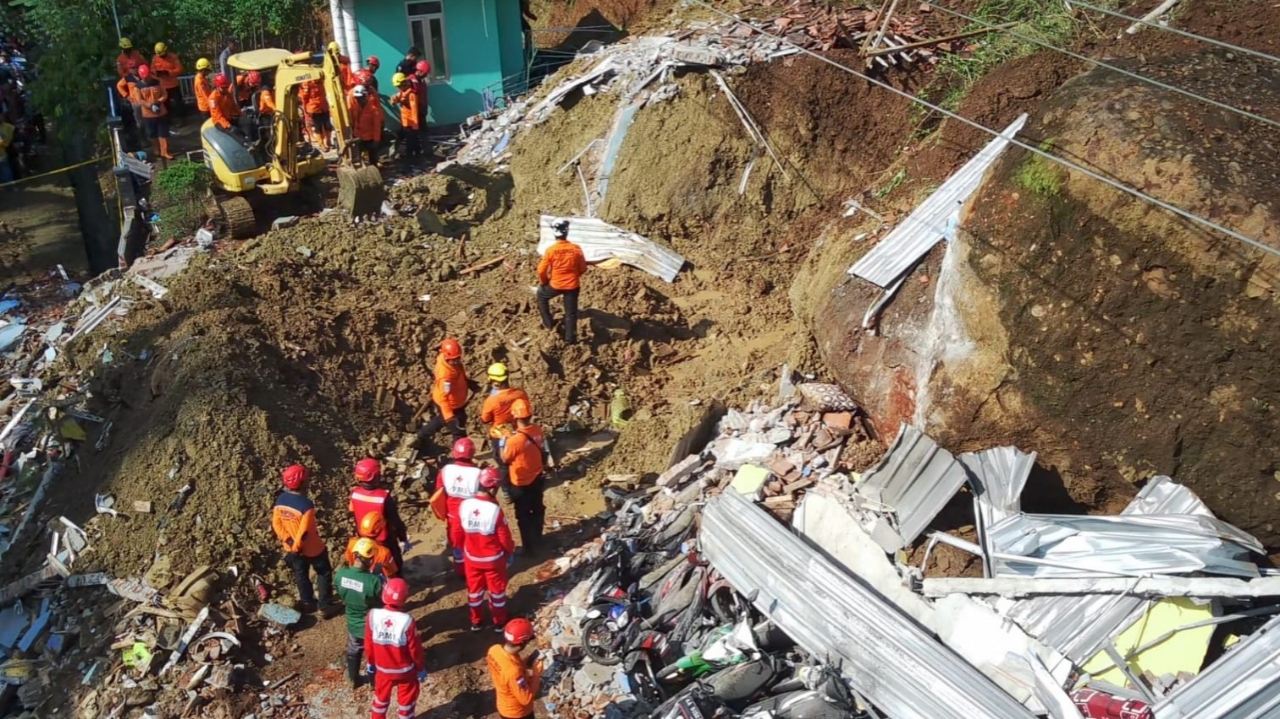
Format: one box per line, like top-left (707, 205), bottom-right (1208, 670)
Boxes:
top-left (149, 104), bottom-right (161, 114)
top-left (401, 539), bottom-right (413, 555)
top-left (365, 663), bottom-right (374, 677)
top-left (417, 668), bottom-right (429, 682)
top-left (450, 548), bottom-right (463, 564)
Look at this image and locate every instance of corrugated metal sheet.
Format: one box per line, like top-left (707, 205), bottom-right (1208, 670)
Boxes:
top-left (1153, 612), bottom-right (1280, 719)
top-left (1122, 475), bottom-right (1212, 517)
top-left (538, 215), bottom-right (685, 282)
top-left (960, 446), bottom-right (1037, 576)
top-left (849, 113), bottom-right (1028, 287)
top-left (856, 423), bottom-right (969, 552)
top-left (702, 490), bottom-right (1036, 719)
top-left (594, 102), bottom-right (641, 205)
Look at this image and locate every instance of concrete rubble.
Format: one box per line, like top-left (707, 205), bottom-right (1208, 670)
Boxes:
top-left (530, 369), bottom-right (1280, 718)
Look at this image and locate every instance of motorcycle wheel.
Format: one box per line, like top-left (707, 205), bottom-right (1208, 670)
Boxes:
top-left (581, 617), bottom-right (624, 666)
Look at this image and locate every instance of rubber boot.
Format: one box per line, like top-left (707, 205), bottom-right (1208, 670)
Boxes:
top-left (345, 654), bottom-right (361, 688)
top-left (158, 136), bottom-right (175, 160)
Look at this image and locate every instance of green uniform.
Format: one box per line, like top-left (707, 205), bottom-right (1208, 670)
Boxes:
top-left (334, 565), bottom-right (382, 637)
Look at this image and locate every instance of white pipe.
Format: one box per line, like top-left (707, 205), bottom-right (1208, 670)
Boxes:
top-left (329, 0), bottom-right (347, 54)
top-left (341, 0), bottom-right (362, 67)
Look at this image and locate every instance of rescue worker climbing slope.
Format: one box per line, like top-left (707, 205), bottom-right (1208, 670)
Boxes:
top-left (271, 464), bottom-right (335, 614)
top-left (336, 538), bottom-right (383, 688)
top-left (486, 618), bottom-right (544, 719)
top-left (436, 437), bottom-right (481, 575)
top-left (350, 458), bottom-right (410, 570)
top-left (461, 468), bottom-right (515, 631)
top-left (364, 578), bottom-right (426, 719)
top-left (343, 511), bottom-right (400, 578)
top-left (501, 400), bottom-right (547, 554)
top-left (416, 337), bottom-right (473, 453)
top-left (537, 218), bottom-right (589, 344)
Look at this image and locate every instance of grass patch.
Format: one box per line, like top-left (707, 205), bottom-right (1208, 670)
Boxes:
top-left (1014, 149), bottom-right (1063, 197)
top-left (153, 160), bottom-right (212, 242)
top-left (875, 168), bottom-right (907, 198)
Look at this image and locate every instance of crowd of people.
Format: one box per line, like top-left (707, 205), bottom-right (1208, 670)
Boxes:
top-left (113, 36), bottom-right (435, 165)
top-left (0, 36), bottom-right (44, 184)
top-left (263, 219), bottom-right (590, 718)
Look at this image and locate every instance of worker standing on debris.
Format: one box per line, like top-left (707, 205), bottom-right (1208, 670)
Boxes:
top-left (537, 219), bottom-right (588, 345)
top-left (350, 458), bottom-right (411, 570)
top-left (150, 42), bottom-right (183, 117)
top-left (336, 539), bottom-right (383, 689)
top-left (461, 468), bottom-right (515, 632)
top-left (501, 401), bottom-right (547, 554)
top-left (349, 84), bottom-right (383, 165)
top-left (437, 437), bottom-right (481, 576)
top-left (344, 512), bottom-right (400, 578)
top-left (271, 464), bottom-right (336, 614)
top-left (135, 65), bottom-right (175, 161)
top-left (193, 58), bottom-right (214, 118)
top-left (480, 363), bottom-right (531, 481)
top-left (116, 38), bottom-right (144, 78)
top-left (365, 578), bottom-right (427, 719)
top-left (299, 79), bottom-right (332, 149)
top-left (416, 338), bottom-right (473, 453)
top-left (389, 72), bottom-right (419, 159)
top-left (486, 618), bottom-right (544, 719)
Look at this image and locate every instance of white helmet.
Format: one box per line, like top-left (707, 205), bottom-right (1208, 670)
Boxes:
top-left (552, 219), bottom-right (570, 237)
top-left (352, 84), bottom-right (368, 98)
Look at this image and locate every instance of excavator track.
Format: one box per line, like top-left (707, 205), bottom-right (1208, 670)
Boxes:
top-left (217, 196), bottom-right (257, 239)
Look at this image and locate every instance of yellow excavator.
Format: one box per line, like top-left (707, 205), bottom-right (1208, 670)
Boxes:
top-left (200, 44), bottom-right (384, 237)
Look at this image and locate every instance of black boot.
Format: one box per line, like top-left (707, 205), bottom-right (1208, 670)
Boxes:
top-left (345, 654), bottom-right (361, 688)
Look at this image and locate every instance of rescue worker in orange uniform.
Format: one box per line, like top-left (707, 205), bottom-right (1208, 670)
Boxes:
top-left (537, 219), bottom-right (589, 344)
top-left (115, 60), bottom-right (144, 141)
top-left (363, 56), bottom-right (381, 92)
top-left (364, 578), bottom-right (427, 719)
top-left (271, 464), bottom-right (336, 614)
top-left (135, 65), bottom-right (174, 161)
top-left (416, 338), bottom-right (474, 453)
top-left (298, 79), bottom-right (332, 149)
top-left (349, 83), bottom-right (383, 165)
top-left (501, 400), bottom-right (547, 554)
top-left (486, 618), bottom-right (544, 719)
top-left (245, 70), bottom-right (276, 116)
top-left (344, 512), bottom-right (400, 578)
top-left (193, 58), bottom-right (214, 118)
top-left (436, 437), bottom-right (481, 576)
top-left (480, 362), bottom-right (531, 481)
top-left (350, 458), bottom-right (410, 570)
top-left (208, 73), bottom-right (242, 136)
top-left (389, 72), bottom-right (420, 159)
top-left (461, 468), bottom-right (515, 632)
top-left (115, 38), bottom-right (144, 78)
top-left (150, 42), bottom-right (183, 116)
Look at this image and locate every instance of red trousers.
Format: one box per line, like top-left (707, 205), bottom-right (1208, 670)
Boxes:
top-left (464, 560), bottom-right (508, 627)
top-left (370, 671), bottom-right (419, 719)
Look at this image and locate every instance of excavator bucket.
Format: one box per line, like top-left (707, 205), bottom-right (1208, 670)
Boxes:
top-left (337, 164), bottom-right (385, 217)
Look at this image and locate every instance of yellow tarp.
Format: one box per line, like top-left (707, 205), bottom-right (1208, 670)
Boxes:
top-left (1083, 597), bottom-right (1216, 685)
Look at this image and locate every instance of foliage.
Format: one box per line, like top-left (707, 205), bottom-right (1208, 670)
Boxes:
top-left (1014, 147), bottom-right (1063, 197)
top-left (153, 159), bottom-right (212, 241)
top-left (874, 168), bottom-right (907, 199)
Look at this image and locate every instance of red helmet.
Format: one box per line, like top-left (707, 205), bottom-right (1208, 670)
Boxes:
top-left (440, 338), bottom-right (462, 360)
top-left (354, 457), bottom-right (381, 484)
top-left (451, 437), bottom-right (475, 461)
top-left (479, 467), bottom-right (501, 490)
top-left (246, 70), bottom-right (261, 86)
top-left (415, 60), bottom-right (431, 75)
top-left (382, 577), bottom-right (409, 608)
top-left (366, 55), bottom-right (380, 68)
top-left (281, 464), bottom-right (308, 490)
top-left (503, 618), bottom-right (534, 645)
top-left (137, 64), bottom-right (151, 79)
top-left (214, 73), bottom-right (230, 89)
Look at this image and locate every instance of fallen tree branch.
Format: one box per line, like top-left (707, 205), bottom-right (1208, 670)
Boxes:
top-left (864, 22), bottom-right (1018, 57)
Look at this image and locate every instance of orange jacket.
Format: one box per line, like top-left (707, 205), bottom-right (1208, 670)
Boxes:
top-left (137, 82), bottom-right (168, 118)
top-left (349, 96), bottom-right (383, 142)
top-left (486, 644), bottom-right (542, 719)
top-left (208, 87), bottom-right (239, 129)
top-left (343, 536), bottom-right (399, 577)
top-left (501, 425), bottom-right (545, 487)
top-left (431, 353), bottom-right (469, 420)
top-left (538, 240), bottom-right (587, 291)
top-left (299, 80), bottom-right (329, 113)
top-left (150, 52), bottom-right (183, 90)
top-left (116, 75), bottom-right (141, 105)
top-left (390, 88), bottom-right (419, 130)
top-left (481, 387), bottom-right (531, 439)
top-left (116, 49), bottom-right (143, 78)
top-left (194, 71), bottom-right (213, 112)
top-left (271, 490), bottom-right (327, 558)
top-left (256, 88), bottom-right (276, 115)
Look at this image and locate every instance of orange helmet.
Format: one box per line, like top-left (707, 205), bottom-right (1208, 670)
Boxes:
top-left (440, 337), bottom-right (462, 360)
top-left (353, 457), bottom-right (381, 484)
top-left (358, 511), bottom-right (386, 539)
top-left (511, 399), bottom-right (532, 421)
top-left (503, 618), bottom-right (534, 645)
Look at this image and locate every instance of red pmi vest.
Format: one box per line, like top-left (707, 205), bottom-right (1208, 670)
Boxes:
top-left (350, 485), bottom-right (390, 543)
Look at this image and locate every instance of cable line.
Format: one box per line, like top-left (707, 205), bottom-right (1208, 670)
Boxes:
top-left (1066, 0), bottom-right (1280, 66)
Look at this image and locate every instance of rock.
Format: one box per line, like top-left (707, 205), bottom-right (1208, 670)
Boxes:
top-left (656, 454), bottom-right (700, 488)
top-left (257, 603), bottom-right (301, 626)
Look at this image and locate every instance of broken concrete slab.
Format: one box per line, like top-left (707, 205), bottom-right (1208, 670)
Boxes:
top-left (655, 454), bottom-right (700, 488)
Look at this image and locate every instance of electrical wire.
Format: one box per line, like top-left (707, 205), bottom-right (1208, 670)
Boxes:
top-left (689, 0), bottom-right (1280, 260)
top-left (919, 0), bottom-right (1280, 130)
top-left (1066, 0), bottom-right (1280, 66)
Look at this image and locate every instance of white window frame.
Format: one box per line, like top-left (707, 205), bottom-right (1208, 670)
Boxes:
top-left (406, 0), bottom-right (449, 84)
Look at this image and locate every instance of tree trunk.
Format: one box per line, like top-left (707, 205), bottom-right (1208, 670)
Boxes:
top-left (65, 132), bottom-right (116, 276)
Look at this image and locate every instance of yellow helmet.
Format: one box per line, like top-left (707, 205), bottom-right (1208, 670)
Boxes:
top-left (119, 37), bottom-right (133, 50)
top-left (327, 40), bottom-right (341, 54)
top-left (391, 72), bottom-right (407, 86)
top-left (154, 41), bottom-right (167, 54)
top-left (487, 362), bottom-right (508, 383)
top-left (195, 57), bottom-right (211, 71)
top-left (352, 537), bottom-right (377, 561)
